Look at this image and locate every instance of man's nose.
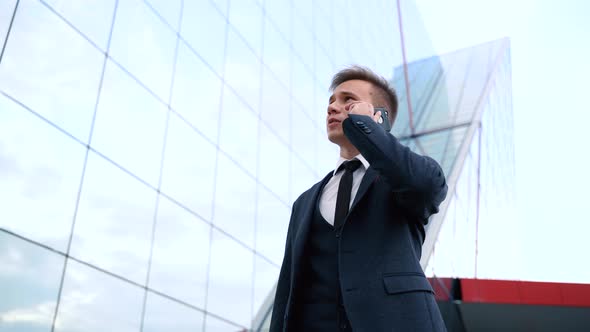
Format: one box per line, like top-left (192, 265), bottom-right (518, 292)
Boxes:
top-left (327, 103), bottom-right (343, 114)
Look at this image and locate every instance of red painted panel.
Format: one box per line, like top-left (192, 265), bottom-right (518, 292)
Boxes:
top-left (459, 278), bottom-right (590, 307)
top-left (428, 277), bottom-right (453, 301)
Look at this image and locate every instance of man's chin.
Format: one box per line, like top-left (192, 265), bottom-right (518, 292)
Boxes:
top-left (327, 131), bottom-right (344, 145)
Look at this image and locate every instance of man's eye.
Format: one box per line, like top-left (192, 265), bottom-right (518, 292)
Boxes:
top-left (345, 96), bottom-right (354, 101)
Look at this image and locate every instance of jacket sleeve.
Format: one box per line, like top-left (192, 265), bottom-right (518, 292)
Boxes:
top-left (269, 201), bottom-right (299, 331)
top-left (342, 114), bottom-right (448, 223)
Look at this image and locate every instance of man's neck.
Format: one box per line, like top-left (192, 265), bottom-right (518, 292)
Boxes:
top-left (339, 144), bottom-right (360, 160)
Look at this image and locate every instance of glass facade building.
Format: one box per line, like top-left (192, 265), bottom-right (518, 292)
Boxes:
top-left (0, 0), bottom-right (514, 331)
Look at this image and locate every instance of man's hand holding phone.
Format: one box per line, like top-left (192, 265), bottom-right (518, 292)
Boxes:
top-left (345, 101), bottom-right (391, 132)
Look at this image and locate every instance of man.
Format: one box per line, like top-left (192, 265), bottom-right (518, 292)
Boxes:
top-left (270, 66), bottom-right (448, 331)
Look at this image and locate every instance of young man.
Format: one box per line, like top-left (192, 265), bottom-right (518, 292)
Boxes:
top-left (270, 66), bottom-right (448, 331)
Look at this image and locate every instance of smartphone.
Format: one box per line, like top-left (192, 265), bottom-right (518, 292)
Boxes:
top-left (374, 107), bottom-right (391, 132)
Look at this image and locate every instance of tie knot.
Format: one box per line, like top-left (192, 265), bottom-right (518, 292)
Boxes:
top-left (339, 159), bottom-right (362, 173)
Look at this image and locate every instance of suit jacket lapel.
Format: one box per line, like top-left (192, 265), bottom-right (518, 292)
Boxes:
top-left (349, 166), bottom-right (378, 213)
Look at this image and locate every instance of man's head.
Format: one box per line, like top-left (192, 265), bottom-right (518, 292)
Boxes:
top-left (326, 65), bottom-right (398, 145)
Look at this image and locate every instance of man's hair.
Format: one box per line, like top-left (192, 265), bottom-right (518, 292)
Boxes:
top-left (329, 65), bottom-right (398, 126)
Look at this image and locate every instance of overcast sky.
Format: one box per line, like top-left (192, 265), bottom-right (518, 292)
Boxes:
top-left (415, 0), bottom-right (590, 283)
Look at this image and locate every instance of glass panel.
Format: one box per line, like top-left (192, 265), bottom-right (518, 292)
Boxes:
top-left (180, 0), bottom-right (227, 77)
top-left (160, 111), bottom-right (217, 221)
top-left (0, 0), bottom-right (17, 49)
top-left (213, 153), bottom-right (256, 248)
top-left (210, 0), bottom-right (228, 17)
top-left (218, 86), bottom-right (258, 175)
top-left (397, 0), bottom-right (437, 62)
top-left (256, 186), bottom-right (290, 265)
top-left (109, 0), bottom-right (176, 102)
top-left (142, 291), bottom-right (205, 332)
top-left (224, 27), bottom-right (261, 111)
top-left (69, 151), bottom-right (157, 285)
top-left (91, 60), bottom-right (168, 187)
top-left (262, 16), bottom-right (290, 88)
top-left (228, 0), bottom-right (262, 56)
top-left (171, 40), bottom-right (222, 144)
top-left (290, 58), bottom-right (314, 115)
top-left (0, 0), bottom-right (104, 143)
top-left (43, 0), bottom-right (116, 51)
top-left (148, 195), bottom-right (210, 308)
top-left (316, 131), bottom-right (338, 175)
top-left (290, 154), bottom-right (319, 206)
top-left (291, 13), bottom-right (314, 70)
top-left (145, 0), bottom-right (182, 31)
top-left (291, 101), bottom-right (317, 167)
top-left (253, 256), bottom-right (279, 321)
top-left (206, 228), bottom-right (253, 327)
top-left (0, 93), bottom-right (86, 252)
top-left (258, 123), bottom-right (289, 203)
top-left (0, 231), bottom-right (64, 332)
top-left (204, 314), bottom-right (244, 332)
top-left (313, 7), bottom-right (332, 61)
top-left (292, 0), bottom-right (313, 29)
top-left (54, 259), bottom-right (144, 332)
top-left (260, 66), bottom-right (290, 144)
top-left (264, 0), bottom-right (291, 41)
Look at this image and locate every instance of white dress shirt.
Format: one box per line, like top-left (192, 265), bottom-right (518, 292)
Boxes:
top-left (319, 154), bottom-right (370, 225)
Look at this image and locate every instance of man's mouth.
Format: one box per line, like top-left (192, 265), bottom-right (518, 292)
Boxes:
top-left (328, 118), bottom-right (341, 124)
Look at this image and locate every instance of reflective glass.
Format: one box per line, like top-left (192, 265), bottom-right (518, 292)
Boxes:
top-left (0, 0), bottom-right (16, 49)
top-left (145, 0), bottom-right (182, 31)
top-left (159, 111), bottom-right (217, 221)
top-left (0, 93), bottom-right (86, 252)
top-left (54, 259), bottom-right (144, 332)
top-left (291, 101), bottom-right (318, 167)
top-left (290, 154), bottom-right (319, 206)
top-left (210, 0), bottom-right (228, 17)
top-left (316, 131), bottom-right (338, 175)
top-left (206, 228), bottom-right (253, 327)
top-left (264, 0), bottom-right (291, 40)
top-left (256, 186), bottom-right (290, 265)
top-left (142, 291), bottom-right (205, 332)
top-left (260, 66), bottom-right (290, 144)
top-left (292, 13), bottom-right (314, 70)
top-left (292, 0), bottom-right (313, 29)
top-left (290, 58), bottom-right (314, 114)
top-left (109, 0), bottom-right (176, 102)
top-left (313, 7), bottom-right (332, 60)
top-left (0, 0), bottom-right (104, 143)
top-left (148, 195), bottom-right (210, 308)
top-left (262, 17), bottom-right (290, 88)
top-left (171, 40), bottom-right (222, 144)
top-left (181, 0), bottom-right (227, 77)
top-left (228, 0), bottom-right (263, 56)
top-left (69, 151), bottom-right (157, 285)
top-left (91, 60), bottom-right (167, 187)
top-left (204, 314), bottom-right (244, 332)
top-left (213, 152), bottom-right (256, 248)
top-left (43, 0), bottom-right (116, 51)
top-left (0, 231), bottom-right (64, 332)
top-left (253, 256), bottom-right (279, 320)
top-left (224, 27), bottom-right (261, 111)
top-left (218, 86), bottom-right (258, 175)
top-left (258, 123), bottom-right (290, 203)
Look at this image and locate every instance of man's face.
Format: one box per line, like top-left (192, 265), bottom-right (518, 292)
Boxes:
top-left (326, 79), bottom-right (374, 144)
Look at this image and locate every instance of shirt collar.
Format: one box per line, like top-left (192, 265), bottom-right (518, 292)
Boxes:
top-left (333, 154), bottom-right (370, 176)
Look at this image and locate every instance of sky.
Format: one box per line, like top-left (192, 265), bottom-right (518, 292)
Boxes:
top-left (415, 0), bottom-right (590, 283)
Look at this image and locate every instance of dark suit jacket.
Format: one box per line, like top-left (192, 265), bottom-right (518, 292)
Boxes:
top-left (270, 114), bottom-right (448, 332)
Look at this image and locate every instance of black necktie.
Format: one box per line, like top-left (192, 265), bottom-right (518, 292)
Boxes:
top-left (334, 159), bottom-right (362, 229)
